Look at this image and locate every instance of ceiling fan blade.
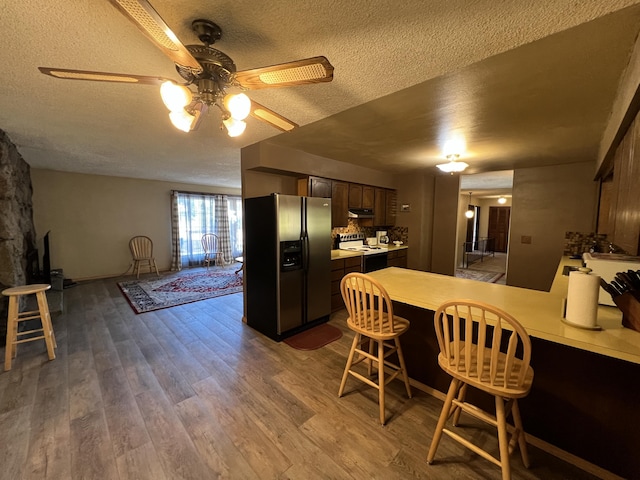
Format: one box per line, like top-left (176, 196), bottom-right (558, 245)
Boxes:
top-left (39, 67), bottom-right (172, 85)
top-left (234, 56), bottom-right (334, 90)
top-left (250, 101), bottom-right (298, 132)
top-left (107, 0), bottom-right (202, 74)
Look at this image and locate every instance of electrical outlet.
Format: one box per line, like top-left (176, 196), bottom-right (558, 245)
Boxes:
top-left (521, 235), bottom-right (532, 244)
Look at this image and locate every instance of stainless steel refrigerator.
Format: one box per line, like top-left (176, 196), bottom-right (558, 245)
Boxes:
top-left (244, 194), bottom-right (332, 340)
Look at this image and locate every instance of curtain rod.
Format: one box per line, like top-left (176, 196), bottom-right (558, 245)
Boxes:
top-left (171, 189), bottom-right (241, 198)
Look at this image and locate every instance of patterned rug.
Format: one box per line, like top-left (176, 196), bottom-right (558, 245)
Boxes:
top-left (455, 269), bottom-right (504, 283)
top-left (284, 323), bottom-right (343, 350)
top-left (118, 268), bottom-right (243, 313)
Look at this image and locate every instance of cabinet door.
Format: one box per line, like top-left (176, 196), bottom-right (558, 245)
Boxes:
top-left (385, 189), bottom-right (397, 226)
top-left (309, 176), bottom-right (332, 198)
top-left (348, 183), bottom-right (363, 208)
top-left (331, 181), bottom-right (349, 227)
top-left (374, 188), bottom-right (386, 226)
top-left (362, 186), bottom-right (375, 209)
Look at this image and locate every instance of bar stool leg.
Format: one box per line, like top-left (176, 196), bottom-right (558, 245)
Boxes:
top-left (4, 296), bottom-right (19, 371)
top-left (35, 291), bottom-right (56, 360)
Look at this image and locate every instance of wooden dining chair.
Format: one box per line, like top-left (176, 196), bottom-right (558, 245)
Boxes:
top-left (202, 233), bottom-right (223, 268)
top-left (339, 272), bottom-right (412, 425)
top-left (427, 299), bottom-right (534, 480)
top-left (129, 235), bottom-right (160, 279)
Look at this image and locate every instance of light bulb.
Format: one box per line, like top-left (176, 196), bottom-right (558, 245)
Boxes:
top-left (498, 197), bottom-right (507, 204)
top-left (224, 93), bottom-right (251, 120)
top-left (223, 117), bottom-right (247, 137)
top-left (465, 209), bottom-right (475, 219)
top-left (169, 110), bottom-right (196, 132)
top-left (160, 81), bottom-right (192, 112)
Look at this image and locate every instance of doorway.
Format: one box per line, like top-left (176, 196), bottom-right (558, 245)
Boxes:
top-left (488, 206), bottom-right (510, 253)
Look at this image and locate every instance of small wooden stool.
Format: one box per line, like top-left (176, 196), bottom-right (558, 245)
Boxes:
top-left (2, 284), bottom-right (57, 371)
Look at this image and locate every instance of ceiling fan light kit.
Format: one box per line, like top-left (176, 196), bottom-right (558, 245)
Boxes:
top-left (39, 0), bottom-right (334, 138)
top-left (436, 153), bottom-right (469, 174)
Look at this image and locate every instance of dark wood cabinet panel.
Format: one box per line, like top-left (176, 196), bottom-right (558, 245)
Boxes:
top-left (362, 186), bottom-right (375, 209)
top-left (298, 176), bottom-right (332, 198)
top-left (374, 188), bottom-right (387, 226)
top-left (348, 183), bottom-right (363, 208)
top-left (387, 249), bottom-right (407, 268)
top-left (331, 181), bottom-right (349, 227)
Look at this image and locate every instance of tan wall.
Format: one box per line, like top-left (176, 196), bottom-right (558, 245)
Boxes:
top-left (31, 169), bottom-right (240, 280)
top-left (507, 161), bottom-right (598, 291)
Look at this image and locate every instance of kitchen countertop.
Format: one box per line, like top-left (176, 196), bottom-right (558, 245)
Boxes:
top-left (368, 256), bottom-right (640, 364)
top-left (331, 244), bottom-right (408, 260)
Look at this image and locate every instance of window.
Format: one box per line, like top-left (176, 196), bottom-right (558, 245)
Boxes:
top-left (171, 192), bottom-right (243, 269)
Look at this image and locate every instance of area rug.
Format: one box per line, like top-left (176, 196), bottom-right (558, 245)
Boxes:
top-left (118, 269), bottom-right (243, 314)
top-left (284, 323), bottom-right (343, 350)
top-left (455, 269), bottom-right (504, 283)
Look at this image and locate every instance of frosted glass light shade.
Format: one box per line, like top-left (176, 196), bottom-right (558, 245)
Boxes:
top-left (224, 93), bottom-right (251, 120)
top-left (498, 196), bottom-right (507, 204)
top-left (223, 117), bottom-right (247, 137)
top-left (161, 81), bottom-right (192, 112)
top-left (465, 209), bottom-right (475, 219)
top-left (436, 160), bottom-right (469, 173)
top-left (169, 110), bottom-right (196, 132)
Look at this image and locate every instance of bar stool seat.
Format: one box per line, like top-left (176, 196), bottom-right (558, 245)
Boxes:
top-left (2, 284), bottom-right (57, 371)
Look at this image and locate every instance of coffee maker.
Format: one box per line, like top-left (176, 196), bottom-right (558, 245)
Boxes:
top-left (376, 231), bottom-right (389, 245)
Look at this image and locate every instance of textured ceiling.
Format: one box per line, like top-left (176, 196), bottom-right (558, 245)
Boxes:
top-left (1, 1), bottom-right (639, 189)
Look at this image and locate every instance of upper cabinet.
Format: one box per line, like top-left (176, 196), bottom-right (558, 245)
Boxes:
top-left (298, 176), bottom-right (332, 198)
top-left (348, 183), bottom-right (374, 209)
top-left (331, 181), bottom-right (349, 227)
top-left (298, 176), bottom-right (395, 228)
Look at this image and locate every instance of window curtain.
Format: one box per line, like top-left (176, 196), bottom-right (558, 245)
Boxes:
top-left (170, 192), bottom-right (242, 269)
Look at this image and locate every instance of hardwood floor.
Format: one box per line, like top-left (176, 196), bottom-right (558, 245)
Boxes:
top-left (0, 276), bottom-right (599, 479)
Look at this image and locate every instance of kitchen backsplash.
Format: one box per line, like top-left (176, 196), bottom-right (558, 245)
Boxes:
top-left (331, 219), bottom-right (408, 248)
top-left (564, 231), bottom-right (608, 255)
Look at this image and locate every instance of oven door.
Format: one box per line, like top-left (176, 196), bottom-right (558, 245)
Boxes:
top-left (363, 252), bottom-right (388, 272)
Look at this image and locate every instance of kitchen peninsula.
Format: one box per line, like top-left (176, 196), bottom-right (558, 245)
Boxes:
top-left (367, 259), bottom-right (640, 479)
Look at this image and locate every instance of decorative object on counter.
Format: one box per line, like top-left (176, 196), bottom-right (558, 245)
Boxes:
top-left (393, 241), bottom-right (403, 246)
top-left (427, 299), bottom-right (534, 479)
top-left (563, 267), bottom-right (601, 330)
top-left (283, 322), bottom-right (342, 350)
top-left (118, 266), bottom-right (243, 313)
top-left (600, 269), bottom-right (640, 333)
top-left (338, 273), bottom-right (412, 425)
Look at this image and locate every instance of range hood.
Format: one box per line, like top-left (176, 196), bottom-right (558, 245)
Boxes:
top-left (348, 208), bottom-right (374, 219)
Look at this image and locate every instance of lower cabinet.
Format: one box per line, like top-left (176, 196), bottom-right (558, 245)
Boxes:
top-left (331, 256), bottom-right (362, 312)
top-left (387, 248), bottom-right (407, 268)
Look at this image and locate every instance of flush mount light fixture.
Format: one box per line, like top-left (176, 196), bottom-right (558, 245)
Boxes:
top-left (436, 154), bottom-right (469, 174)
top-left (465, 192), bottom-right (475, 219)
top-left (498, 196), bottom-right (507, 204)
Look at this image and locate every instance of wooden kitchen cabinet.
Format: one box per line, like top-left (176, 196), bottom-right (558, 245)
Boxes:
top-left (362, 186), bottom-right (375, 209)
top-left (387, 248), bottom-right (407, 268)
top-left (298, 176), bottom-right (332, 198)
top-left (373, 187), bottom-right (397, 226)
top-left (349, 183), bottom-right (375, 209)
top-left (331, 256), bottom-right (362, 312)
top-left (331, 181), bottom-right (349, 227)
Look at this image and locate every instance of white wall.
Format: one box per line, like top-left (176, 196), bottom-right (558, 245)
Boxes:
top-left (31, 169), bottom-right (240, 280)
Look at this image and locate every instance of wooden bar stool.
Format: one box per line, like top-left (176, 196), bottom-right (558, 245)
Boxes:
top-left (2, 284), bottom-right (57, 371)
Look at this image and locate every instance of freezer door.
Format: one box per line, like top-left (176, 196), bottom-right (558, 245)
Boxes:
top-left (304, 197), bottom-right (332, 322)
top-left (276, 195), bottom-right (303, 242)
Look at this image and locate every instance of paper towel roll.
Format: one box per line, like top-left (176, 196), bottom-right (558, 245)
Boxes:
top-left (565, 270), bottom-right (600, 328)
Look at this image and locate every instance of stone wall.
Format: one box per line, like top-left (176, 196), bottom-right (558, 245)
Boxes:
top-left (0, 129), bottom-right (38, 342)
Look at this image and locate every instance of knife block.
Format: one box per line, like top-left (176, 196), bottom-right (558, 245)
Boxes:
top-left (614, 292), bottom-right (640, 333)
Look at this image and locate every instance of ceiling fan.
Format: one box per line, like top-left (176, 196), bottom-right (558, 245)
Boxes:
top-left (38, 0), bottom-right (334, 137)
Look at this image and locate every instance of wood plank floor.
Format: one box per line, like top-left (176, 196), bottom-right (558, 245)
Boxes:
top-left (0, 274), bottom-right (601, 479)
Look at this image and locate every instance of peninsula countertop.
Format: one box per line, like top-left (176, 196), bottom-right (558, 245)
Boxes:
top-left (368, 258), bottom-right (640, 364)
top-left (331, 244), bottom-right (408, 260)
